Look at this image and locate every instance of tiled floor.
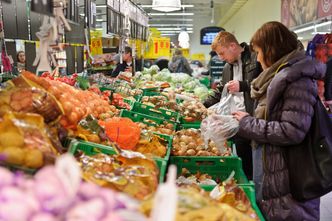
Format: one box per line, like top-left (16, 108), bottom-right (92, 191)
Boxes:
top-left (320, 192), bottom-right (332, 221)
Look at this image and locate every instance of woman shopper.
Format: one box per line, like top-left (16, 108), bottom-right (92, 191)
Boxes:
top-left (232, 21), bottom-right (325, 220)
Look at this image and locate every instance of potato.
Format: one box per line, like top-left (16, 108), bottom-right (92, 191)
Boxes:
top-left (1, 146), bottom-right (25, 165)
top-left (0, 132), bottom-right (24, 148)
top-left (24, 149), bottom-right (44, 168)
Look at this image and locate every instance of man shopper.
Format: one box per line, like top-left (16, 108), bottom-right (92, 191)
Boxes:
top-left (204, 31), bottom-right (262, 179)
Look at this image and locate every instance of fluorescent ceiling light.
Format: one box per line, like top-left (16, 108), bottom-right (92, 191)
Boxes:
top-left (96, 19), bottom-right (104, 22)
top-left (149, 12), bottom-right (194, 16)
top-left (159, 30), bottom-right (193, 33)
top-left (157, 27), bottom-right (193, 31)
top-left (151, 18), bottom-right (193, 21)
top-left (142, 4), bottom-right (194, 8)
top-left (294, 21), bottom-right (332, 34)
top-left (152, 0), bottom-right (181, 12)
top-left (149, 24), bottom-right (193, 27)
top-left (161, 33), bottom-right (177, 36)
top-left (96, 5), bottom-right (106, 8)
top-left (297, 36), bottom-right (304, 40)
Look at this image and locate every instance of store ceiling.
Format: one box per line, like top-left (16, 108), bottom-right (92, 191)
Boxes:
top-left (95, 0), bottom-right (237, 36)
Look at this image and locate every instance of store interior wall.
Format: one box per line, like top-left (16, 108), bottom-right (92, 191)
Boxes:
top-left (190, 16), bottom-right (216, 64)
top-left (220, 0), bottom-right (281, 43)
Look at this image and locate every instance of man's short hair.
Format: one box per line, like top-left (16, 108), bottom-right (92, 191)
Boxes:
top-left (211, 31), bottom-right (239, 50)
top-left (124, 46), bottom-right (132, 55)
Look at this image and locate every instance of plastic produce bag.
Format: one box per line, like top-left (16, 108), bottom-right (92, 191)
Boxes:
top-left (201, 114), bottom-right (239, 152)
top-left (208, 85), bottom-right (242, 115)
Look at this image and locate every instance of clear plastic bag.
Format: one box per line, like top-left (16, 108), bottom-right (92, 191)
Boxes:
top-left (208, 85), bottom-right (241, 115)
top-left (200, 114), bottom-right (239, 153)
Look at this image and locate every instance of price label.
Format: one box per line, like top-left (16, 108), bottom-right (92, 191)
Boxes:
top-left (90, 37), bottom-right (103, 55)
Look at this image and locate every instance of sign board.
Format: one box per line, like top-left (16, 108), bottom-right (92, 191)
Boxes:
top-left (281, 0), bottom-right (332, 28)
top-left (90, 30), bottom-right (103, 55)
top-left (144, 37), bottom-right (171, 59)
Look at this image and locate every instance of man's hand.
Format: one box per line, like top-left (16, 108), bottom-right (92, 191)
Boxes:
top-left (227, 80), bottom-right (240, 93)
top-left (232, 111), bottom-right (249, 121)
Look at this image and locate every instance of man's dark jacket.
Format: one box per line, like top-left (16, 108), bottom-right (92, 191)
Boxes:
top-left (203, 43), bottom-right (262, 115)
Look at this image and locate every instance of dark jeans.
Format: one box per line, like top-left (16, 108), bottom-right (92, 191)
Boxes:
top-left (230, 135), bottom-right (253, 180)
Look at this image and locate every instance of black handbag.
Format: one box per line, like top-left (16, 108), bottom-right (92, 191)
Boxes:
top-left (285, 98), bottom-right (332, 201)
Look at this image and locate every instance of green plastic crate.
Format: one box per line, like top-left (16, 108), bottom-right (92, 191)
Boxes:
top-left (120, 110), bottom-right (178, 131)
top-left (141, 87), bottom-right (160, 96)
top-left (154, 158), bottom-right (167, 183)
top-left (131, 102), bottom-right (180, 122)
top-left (152, 132), bottom-right (173, 162)
top-left (201, 183), bottom-right (265, 221)
top-left (178, 117), bottom-right (201, 130)
top-left (170, 156), bottom-right (249, 186)
top-left (67, 139), bottom-right (166, 183)
top-left (141, 91), bottom-right (162, 97)
top-left (241, 185), bottom-right (265, 221)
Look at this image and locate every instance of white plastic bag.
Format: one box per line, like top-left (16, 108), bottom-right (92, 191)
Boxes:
top-left (200, 114), bottom-right (239, 152)
top-left (151, 165), bottom-right (178, 221)
top-left (208, 85), bottom-right (244, 115)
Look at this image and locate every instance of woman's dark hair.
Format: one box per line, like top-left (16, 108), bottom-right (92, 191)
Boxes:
top-left (250, 21), bottom-right (298, 67)
top-left (17, 51), bottom-right (25, 63)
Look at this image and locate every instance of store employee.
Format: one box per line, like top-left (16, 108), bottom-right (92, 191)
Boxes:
top-left (111, 46), bottom-right (133, 77)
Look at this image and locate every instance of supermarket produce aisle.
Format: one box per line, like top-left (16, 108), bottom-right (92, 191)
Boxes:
top-left (321, 192), bottom-right (332, 220)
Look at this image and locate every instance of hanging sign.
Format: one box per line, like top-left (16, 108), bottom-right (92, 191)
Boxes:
top-left (90, 31), bottom-right (103, 56)
top-left (144, 37), bottom-right (170, 59)
top-left (31, 0), bottom-right (53, 16)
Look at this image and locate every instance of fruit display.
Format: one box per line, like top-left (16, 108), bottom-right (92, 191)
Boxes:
top-left (21, 71), bottom-right (117, 129)
top-left (140, 95), bottom-right (179, 112)
top-left (41, 72), bottom-right (78, 86)
top-left (179, 100), bottom-right (207, 122)
top-left (210, 179), bottom-right (259, 219)
top-left (141, 185), bottom-right (256, 221)
top-left (172, 129), bottom-right (232, 156)
top-left (79, 151), bottom-right (158, 200)
top-left (137, 122), bottom-right (175, 136)
top-left (0, 112), bottom-right (59, 169)
top-left (176, 169), bottom-right (218, 186)
top-left (0, 157), bottom-right (147, 221)
top-left (135, 133), bottom-right (168, 158)
top-left (0, 86), bottom-right (63, 124)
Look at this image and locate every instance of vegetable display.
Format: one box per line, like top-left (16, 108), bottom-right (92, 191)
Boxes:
top-left (172, 129), bottom-right (232, 156)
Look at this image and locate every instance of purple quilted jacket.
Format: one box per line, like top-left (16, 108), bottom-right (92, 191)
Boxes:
top-left (238, 53), bottom-right (326, 221)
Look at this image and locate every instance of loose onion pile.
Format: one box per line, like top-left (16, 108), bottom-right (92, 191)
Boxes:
top-left (179, 100), bottom-right (207, 122)
top-left (172, 129), bottom-right (231, 156)
top-left (137, 122), bottom-right (175, 136)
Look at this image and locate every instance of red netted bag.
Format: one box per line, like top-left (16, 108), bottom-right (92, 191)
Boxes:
top-left (99, 117), bottom-right (140, 150)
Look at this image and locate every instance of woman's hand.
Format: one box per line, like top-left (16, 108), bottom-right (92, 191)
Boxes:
top-left (232, 111), bottom-right (249, 121)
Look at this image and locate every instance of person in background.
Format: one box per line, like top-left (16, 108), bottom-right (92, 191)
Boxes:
top-left (204, 31), bottom-right (262, 180)
top-left (16, 51), bottom-right (26, 73)
top-left (232, 21), bottom-right (325, 220)
top-left (168, 49), bottom-right (193, 75)
top-left (111, 46), bottom-right (133, 77)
